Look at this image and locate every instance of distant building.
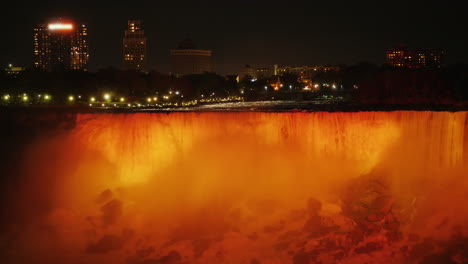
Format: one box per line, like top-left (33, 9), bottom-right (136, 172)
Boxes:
top-left (386, 46), bottom-right (444, 68)
top-left (5, 64), bottom-right (25, 75)
top-left (33, 20), bottom-right (89, 71)
top-left (275, 65), bottom-right (340, 84)
top-left (256, 67), bottom-right (272, 78)
top-left (240, 65), bottom-right (272, 80)
top-left (170, 39), bottom-right (212, 76)
top-left (123, 20), bottom-right (147, 72)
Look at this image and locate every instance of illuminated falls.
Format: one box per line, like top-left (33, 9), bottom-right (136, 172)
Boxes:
top-left (1, 111), bottom-right (467, 264)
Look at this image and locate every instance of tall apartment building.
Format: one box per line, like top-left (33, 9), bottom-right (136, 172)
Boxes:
top-left (170, 39), bottom-right (212, 76)
top-left (33, 20), bottom-right (89, 71)
top-left (123, 20), bottom-right (147, 72)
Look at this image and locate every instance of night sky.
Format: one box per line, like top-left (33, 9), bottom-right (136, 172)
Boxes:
top-left (2, 0), bottom-right (465, 74)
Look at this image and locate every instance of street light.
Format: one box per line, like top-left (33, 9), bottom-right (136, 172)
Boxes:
top-left (68, 96), bottom-right (74, 102)
top-left (90, 97), bottom-right (96, 102)
top-left (103, 93), bottom-right (111, 101)
top-left (120, 97), bottom-right (125, 102)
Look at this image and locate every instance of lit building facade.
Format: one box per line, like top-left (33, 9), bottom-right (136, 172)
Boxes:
top-left (5, 64), bottom-right (25, 76)
top-left (386, 46), bottom-right (444, 68)
top-left (170, 39), bottom-right (212, 76)
top-left (33, 21), bottom-right (89, 71)
top-left (274, 65), bottom-right (340, 84)
top-left (240, 65), bottom-right (272, 80)
top-left (123, 20), bottom-right (147, 72)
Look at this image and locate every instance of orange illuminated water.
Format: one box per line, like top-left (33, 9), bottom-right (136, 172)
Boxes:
top-left (3, 111), bottom-right (468, 264)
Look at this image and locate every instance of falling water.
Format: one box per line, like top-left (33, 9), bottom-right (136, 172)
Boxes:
top-left (1, 111), bottom-right (467, 264)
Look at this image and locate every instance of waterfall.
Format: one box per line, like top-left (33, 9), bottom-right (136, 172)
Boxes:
top-left (2, 111), bottom-right (467, 264)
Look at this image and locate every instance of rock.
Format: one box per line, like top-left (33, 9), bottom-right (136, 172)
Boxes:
top-left (250, 259), bottom-right (261, 264)
top-left (157, 250), bottom-right (182, 264)
top-left (192, 239), bottom-right (212, 257)
top-left (307, 198), bottom-right (322, 217)
top-left (264, 221), bottom-right (285, 234)
top-left (409, 239), bottom-right (435, 260)
top-left (293, 251), bottom-right (310, 264)
top-left (273, 241), bottom-right (290, 252)
top-left (354, 241), bottom-right (385, 254)
top-left (407, 233), bottom-right (420, 242)
top-left (386, 231), bottom-right (403, 243)
top-left (248, 232), bottom-right (258, 240)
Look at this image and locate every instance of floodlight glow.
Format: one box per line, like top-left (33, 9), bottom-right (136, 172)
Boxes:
top-left (48, 23), bottom-right (73, 30)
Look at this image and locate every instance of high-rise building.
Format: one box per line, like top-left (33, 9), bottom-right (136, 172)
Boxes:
top-left (386, 46), bottom-right (445, 68)
top-left (123, 20), bottom-right (147, 72)
top-left (33, 20), bottom-right (89, 71)
top-left (170, 39), bottom-right (212, 76)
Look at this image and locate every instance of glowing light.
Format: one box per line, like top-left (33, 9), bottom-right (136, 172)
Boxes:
top-left (103, 94), bottom-right (111, 101)
top-left (153, 97), bottom-right (157, 101)
top-left (175, 91), bottom-right (180, 95)
top-left (48, 23), bottom-right (73, 30)
top-left (120, 97), bottom-right (125, 102)
top-left (147, 98), bottom-right (152, 102)
top-left (22, 95), bottom-right (28, 101)
top-left (44, 95), bottom-right (50, 100)
top-left (90, 97), bottom-right (96, 102)
top-left (3, 95), bottom-right (10, 100)
top-left (68, 96), bottom-right (74, 102)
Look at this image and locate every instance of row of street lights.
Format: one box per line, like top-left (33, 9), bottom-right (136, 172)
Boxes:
top-left (2, 93), bottom-right (52, 102)
top-left (2, 91), bottom-right (243, 108)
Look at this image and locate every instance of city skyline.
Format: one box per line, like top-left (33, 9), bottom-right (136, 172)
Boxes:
top-left (1, 1), bottom-right (466, 75)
